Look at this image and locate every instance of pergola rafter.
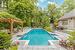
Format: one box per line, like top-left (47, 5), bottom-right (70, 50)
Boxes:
top-left (0, 18), bottom-right (23, 24)
top-left (0, 18), bottom-right (23, 34)
top-left (0, 12), bottom-right (23, 34)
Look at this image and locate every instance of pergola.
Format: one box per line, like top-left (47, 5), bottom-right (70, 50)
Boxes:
top-left (0, 18), bottom-right (23, 34)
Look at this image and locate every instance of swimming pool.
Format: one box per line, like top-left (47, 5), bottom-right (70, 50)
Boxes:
top-left (20, 29), bottom-right (58, 46)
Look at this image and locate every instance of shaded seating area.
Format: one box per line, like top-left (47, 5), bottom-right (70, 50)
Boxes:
top-left (0, 12), bottom-right (23, 34)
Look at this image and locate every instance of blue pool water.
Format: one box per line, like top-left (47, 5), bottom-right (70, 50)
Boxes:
top-left (20, 29), bottom-right (58, 46)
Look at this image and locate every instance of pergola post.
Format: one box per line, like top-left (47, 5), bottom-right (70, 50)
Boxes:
top-left (21, 22), bottom-right (23, 32)
top-left (10, 19), bottom-right (14, 34)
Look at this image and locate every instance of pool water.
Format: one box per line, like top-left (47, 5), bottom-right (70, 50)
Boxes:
top-left (20, 29), bottom-right (58, 46)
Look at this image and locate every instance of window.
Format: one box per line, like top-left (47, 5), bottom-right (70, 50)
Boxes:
top-left (63, 20), bottom-right (68, 25)
top-left (0, 0), bottom-right (7, 8)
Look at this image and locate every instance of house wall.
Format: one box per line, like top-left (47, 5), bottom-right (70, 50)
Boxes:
top-left (72, 18), bottom-right (75, 29)
top-left (59, 18), bottom-right (75, 30)
top-left (58, 20), bottom-right (68, 29)
top-left (0, 0), bottom-right (7, 11)
top-left (67, 18), bottom-right (75, 29)
top-left (73, 19), bottom-right (75, 28)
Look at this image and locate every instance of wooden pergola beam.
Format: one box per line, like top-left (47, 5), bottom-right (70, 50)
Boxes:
top-left (0, 18), bottom-right (23, 34)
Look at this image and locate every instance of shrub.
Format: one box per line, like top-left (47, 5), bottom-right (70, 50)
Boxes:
top-left (67, 31), bottom-right (75, 47)
top-left (0, 11), bottom-right (18, 19)
top-left (0, 32), bottom-right (11, 50)
top-left (68, 31), bottom-right (75, 41)
top-left (44, 26), bottom-right (52, 32)
top-left (9, 45), bottom-right (17, 50)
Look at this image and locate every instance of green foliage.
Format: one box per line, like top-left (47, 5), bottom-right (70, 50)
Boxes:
top-left (41, 16), bottom-right (50, 28)
top-left (48, 4), bottom-right (62, 29)
top-left (67, 31), bottom-right (75, 47)
top-left (0, 12), bottom-right (17, 19)
top-left (0, 11), bottom-right (20, 29)
top-left (44, 26), bottom-right (52, 32)
top-left (54, 19), bottom-right (58, 28)
top-left (7, 0), bottom-right (51, 28)
top-left (67, 41), bottom-right (74, 47)
top-left (8, 2), bottom-right (27, 19)
top-left (61, 0), bottom-right (75, 13)
top-left (9, 45), bottom-right (17, 50)
top-left (7, 0), bottom-right (39, 27)
top-left (48, 4), bottom-right (62, 21)
top-left (0, 22), bottom-right (10, 29)
top-left (68, 31), bottom-right (75, 41)
top-left (8, 0), bottom-right (37, 20)
top-left (0, 32), bottom-right (11, 49)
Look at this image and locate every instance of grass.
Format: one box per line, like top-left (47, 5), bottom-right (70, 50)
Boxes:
top-left (9, 45), bottom-right (17, 50)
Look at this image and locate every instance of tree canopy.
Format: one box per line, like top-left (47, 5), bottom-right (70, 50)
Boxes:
top-left (0, 12), bottom-right (17, 19)
top-left (61, 0), bottom-right (75, 13)
top-left (47, 3), bottom-right (62, 28)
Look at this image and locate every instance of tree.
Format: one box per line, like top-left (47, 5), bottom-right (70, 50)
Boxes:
top-left (48, 4), bottom-right (57, 29)
top-left (0, 32), bottom-right (11, 50)
top-left (47, 3), bottom-right (63, 29)
top-left (66, 31), bottom-right (75, 49)
top-left (68, 31), bottom-right (75, 41)
top-left (7, 0), bottom-right (38, 27)
top-left (7, 0), bottom-right (50, 28)
top-left (48, 4), bottom-right (56, 23)
top-left (61, 0), bottom-right (75, 13)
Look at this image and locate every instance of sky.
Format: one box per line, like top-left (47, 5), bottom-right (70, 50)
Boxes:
top-left (37, 0), bottom-right (64, 8)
